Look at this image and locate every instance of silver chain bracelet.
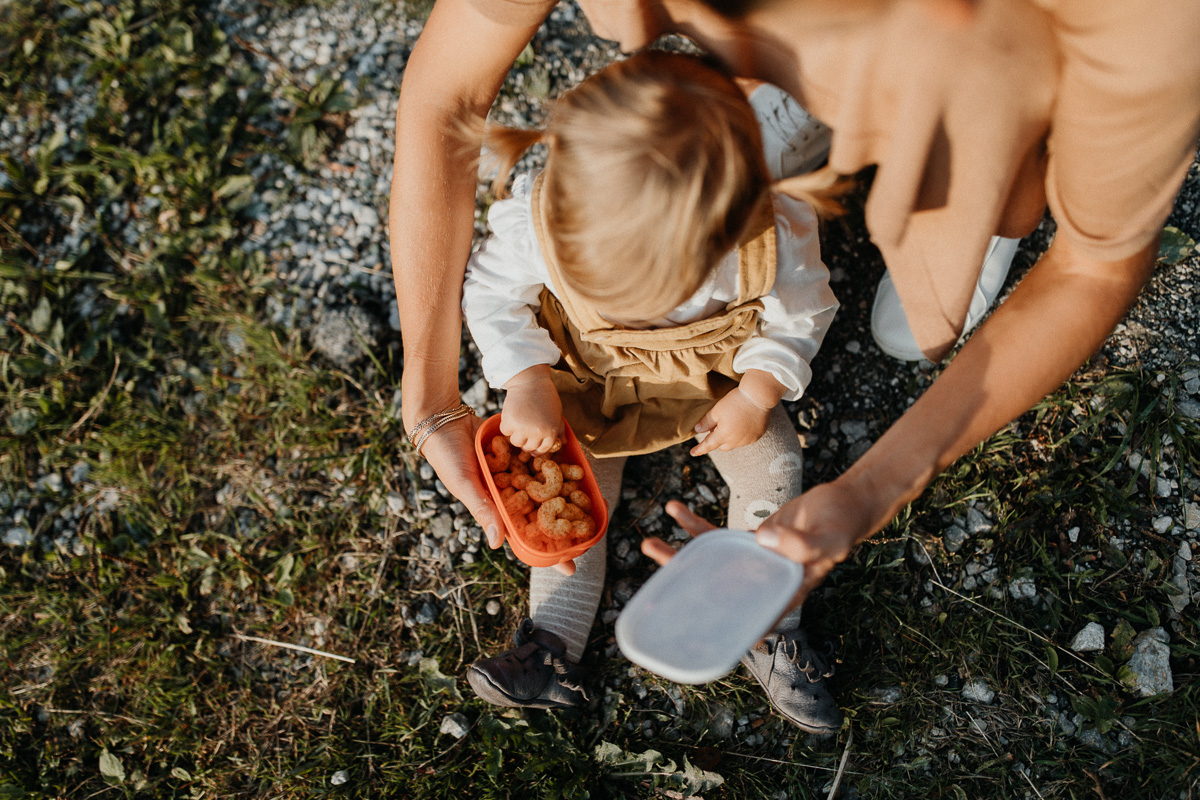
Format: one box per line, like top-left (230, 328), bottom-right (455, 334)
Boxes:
top-left (408, 402), bottom-right (476, 458)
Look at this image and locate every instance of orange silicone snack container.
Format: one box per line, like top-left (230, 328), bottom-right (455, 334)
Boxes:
top-left (475, 414), bottom-right (608, 568)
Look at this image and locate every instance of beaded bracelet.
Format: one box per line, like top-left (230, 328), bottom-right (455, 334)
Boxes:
top-left (408, 402), bottom-right (476, 458)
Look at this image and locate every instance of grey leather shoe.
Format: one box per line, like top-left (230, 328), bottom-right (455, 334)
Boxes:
top-left (742, 626), bottom-right (842, 735)
top-left (467, 618), bottom-right (588, 709)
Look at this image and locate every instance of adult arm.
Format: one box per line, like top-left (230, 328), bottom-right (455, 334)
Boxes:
top-left (390, 0), bottom-right (554, 546)
top-left (753, 233), bottom-right (1159, 599)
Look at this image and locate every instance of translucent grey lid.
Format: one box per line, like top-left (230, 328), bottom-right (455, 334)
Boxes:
top-left (615, 529), bottom-right (804, 684)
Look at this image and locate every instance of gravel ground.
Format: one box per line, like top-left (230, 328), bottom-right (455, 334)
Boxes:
top-left (5, 0), bottom-right (1199, 774)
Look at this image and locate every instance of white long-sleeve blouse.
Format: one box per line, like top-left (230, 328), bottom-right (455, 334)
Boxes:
top-left (462, 168), bottom-right (838, 402)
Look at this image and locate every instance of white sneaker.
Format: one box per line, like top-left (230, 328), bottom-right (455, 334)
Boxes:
top-left (748, 83), bottom-right (831, 179)
top-left (870, 236), bottom-right (1021, 362)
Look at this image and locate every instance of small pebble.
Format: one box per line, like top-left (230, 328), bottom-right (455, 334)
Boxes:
top-left (439, 712), bottom-right (470, 739)
top-left (1070, 622), bottom-right (1105, 652)
top-left (962, 678), bottom-right (995, 704)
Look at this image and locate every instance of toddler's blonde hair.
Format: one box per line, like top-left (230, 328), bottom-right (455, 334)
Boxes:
top-left (481, 51), bottom-right (845, 322)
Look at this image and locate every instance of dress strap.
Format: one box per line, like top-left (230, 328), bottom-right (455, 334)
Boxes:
top-left (733, 197), bottom-right (778, 306)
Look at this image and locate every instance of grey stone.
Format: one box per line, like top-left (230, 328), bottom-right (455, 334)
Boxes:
top-left (943, 524), bottom-right (968, 553)
top-left (461, 377), bottom-right (490, 415)
top-left (841, 420), bottom-right (869, 442)
top-left (386, 491), bottom-right (406, 515)
top-left (962, 678), bottom-right (995, 704)
top-left (1077, 728), bottom-right (1112, 752)
top-left (485, 599), bottom-right (501, 616)
top-left (310, 306), bottom-right (381, 369)
top-left (439, 712), bottom-right (470, 739)
top-left (710, 705), bottom-right (736, 739)
top-left (1127, 628), bottom-right (1173, 697)
top-left (415, 602), bottom-right (438, 625)
top-left (35, 473), bottom-right (63, 494)
top-left (1153, 515), bottom-right (1174, 534)
top-left (1129, 452), bottom-right (1153, 479)
top-left (1170, 544), bottom-right (1192, 612)
top-left (1184, 502), bottom-right (1200, 530)
top-left (4, 526), bottom-right (32, 548)
top-left (69, 461), bottom-right (90, 485)
top-left (872, 686), bottom-right (903, 703)
top-left (1177, 398), bottom-right (1200, 420)
top-left (965, 506), bottom-right (994, 535)
top-left (1070, 622), bottom-right (1105, 652)
top-left (330, 770), bottom-right (349, 786)
top-left (1008, 576), bottom-right (1037, 600)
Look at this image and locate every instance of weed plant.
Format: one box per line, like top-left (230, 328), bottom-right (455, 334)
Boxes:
top-left (1, 1), bottom-right (1198, 798)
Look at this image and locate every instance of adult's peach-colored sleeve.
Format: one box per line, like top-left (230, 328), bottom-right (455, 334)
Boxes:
top-left (1043, 0), bottom-right (1200, 260)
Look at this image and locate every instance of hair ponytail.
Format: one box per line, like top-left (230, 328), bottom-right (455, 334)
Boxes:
top-left (449, 113), bottom-right (547, 199)
top-left (482, 125), bottom-right (547, 198)
top-left (771, 165), bottom-right (856, 219)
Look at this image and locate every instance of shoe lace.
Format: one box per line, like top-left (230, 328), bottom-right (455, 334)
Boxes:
top-left (777, 633), bottom-right (836, 683)
top-left (514, 618), bottom-right (589, 700)
top-left (543, 651), bottom-right (589, 700)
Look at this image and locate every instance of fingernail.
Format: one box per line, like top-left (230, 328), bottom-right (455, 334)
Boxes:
top-left (756, 529), bottom-right (780, 548)
top-left (486, 524), bottom-right (500, 548)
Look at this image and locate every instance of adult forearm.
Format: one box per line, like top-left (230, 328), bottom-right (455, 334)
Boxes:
top-left (842, 236), bottom-right (1159, 540)
top-left (389, 95), bottom-right (480, 427)
top-left (387, 0), bottom-right (550, 431)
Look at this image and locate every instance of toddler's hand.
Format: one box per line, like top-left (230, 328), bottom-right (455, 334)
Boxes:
top-left (501, 365), bottom-right (563, 454)
top-left (689, 388), bottom-right (771, 457)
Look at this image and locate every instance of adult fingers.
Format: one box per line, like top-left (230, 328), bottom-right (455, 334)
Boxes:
top-left (552, 558), bottom-right (577, 576)
top-left (640, 536), bottom-right (677, 566)
top-left (664, 500), bottom-right (717, 536)
top-left (420, 417), bottom-right (505, 548)
top-left (754, 518), bottom-right (820, 564)
top-left (642, 501), bottom-right (719, 566)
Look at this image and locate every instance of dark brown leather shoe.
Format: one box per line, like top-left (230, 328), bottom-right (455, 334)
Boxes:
top-left (466, 618), bottom-right (588, 709)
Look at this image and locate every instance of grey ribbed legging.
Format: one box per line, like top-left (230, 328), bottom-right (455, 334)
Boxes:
top-left (529, 404), bottom-right (806, 662)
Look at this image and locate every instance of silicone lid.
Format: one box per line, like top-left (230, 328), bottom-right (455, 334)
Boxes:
top-left (474, 414), bottom-right (607, 568)
top-left (615, 529), bottom-right (804, 684)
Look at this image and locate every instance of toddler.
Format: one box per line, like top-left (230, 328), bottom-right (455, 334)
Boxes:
top-left (460, 51), bottom-right (841, 734)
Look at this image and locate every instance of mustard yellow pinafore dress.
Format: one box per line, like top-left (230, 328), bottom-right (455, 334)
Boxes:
top-left (529, 174), bottom-right (778, 458)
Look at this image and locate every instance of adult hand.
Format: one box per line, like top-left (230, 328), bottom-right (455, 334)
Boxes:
top-left (639, 500), bottom-right (718, 565)
top-left (419, 414), bottom-right (576, 577)
top-left (689, 388), bottom-right (772, 457)
top-left (753, 478), bottom-right (869, 603)
top-left (642, 486), bottom-right (865, 618)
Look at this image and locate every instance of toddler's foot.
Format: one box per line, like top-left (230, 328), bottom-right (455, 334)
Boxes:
top-left (467, 617), bottom-right (588, 709)
top-left (741, 625), bottom-right (842, 735)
